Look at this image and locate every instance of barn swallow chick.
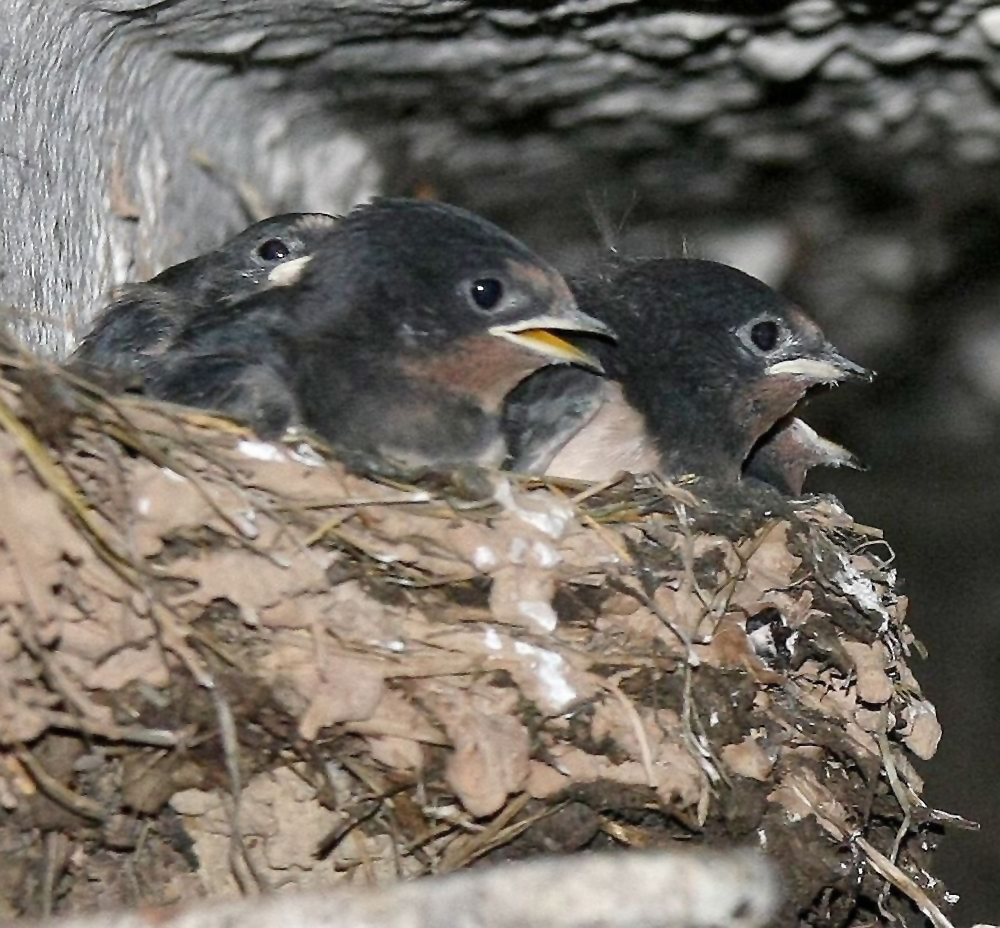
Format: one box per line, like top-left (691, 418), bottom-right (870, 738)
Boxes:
top-left (73, 199), bottom-right (612, 468)
top-left (504, 257), bottom-right (869, 485)
top-left (267, 198), bottom-right (611, 467)
top-left (744, 416), bottom-right (863, 495)
top-left (69, 212), bottom-right (339, 387)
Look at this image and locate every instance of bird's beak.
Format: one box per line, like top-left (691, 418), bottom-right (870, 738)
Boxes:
top-left (267, 255), bottom-right (313, 287)
top-left (787, 418), bottom-right (865, 471)
top-left (489, 309), bottom-right (614, 373)
top-left (766, 345), bottom-right (872, 384)
top-left (820, 439), bottom-right (865, 472)
top-left (223, 255), bottom-right (315, 307)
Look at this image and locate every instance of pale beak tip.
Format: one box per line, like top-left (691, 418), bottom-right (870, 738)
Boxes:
top-left (842, 360), bottom-right (874, 383)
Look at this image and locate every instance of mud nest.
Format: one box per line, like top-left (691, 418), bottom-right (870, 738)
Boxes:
top-left (0, 341), bottom-right (953, 926)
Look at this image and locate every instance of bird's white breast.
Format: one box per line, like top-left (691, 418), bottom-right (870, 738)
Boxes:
top-left (545, 382), bottom-right (661, 481)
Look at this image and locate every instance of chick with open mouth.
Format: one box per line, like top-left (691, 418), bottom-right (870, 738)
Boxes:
top-left (503, 256), bottom-right (869, 490)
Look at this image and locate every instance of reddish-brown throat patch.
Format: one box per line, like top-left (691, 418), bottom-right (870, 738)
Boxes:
top-left (402, 334), bottom-right (555, 412)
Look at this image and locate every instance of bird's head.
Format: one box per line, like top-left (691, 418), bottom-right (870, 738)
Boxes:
top-left (572, 257), bottom-right (869, 481)
top-left (284, 198), bottom-right (615, 407)
top-left (154, 213), bottom-right (340, 306)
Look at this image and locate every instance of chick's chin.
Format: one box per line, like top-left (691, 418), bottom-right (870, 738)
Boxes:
top-left (733, 375), bottom-right (811, 451)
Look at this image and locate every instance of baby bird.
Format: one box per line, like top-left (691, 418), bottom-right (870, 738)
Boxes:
top-left (71, 212), bottom-right (339, 388)
top-left (504, 257), bottom-right (868, 487)
top-left (71, 199), bottom-right (613, 468)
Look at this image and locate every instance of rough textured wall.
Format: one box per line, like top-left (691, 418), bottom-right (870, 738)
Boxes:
top-left (6, 0), bottom-right (1000, 352)
top-left (1, 1), bottom-right (383, 352)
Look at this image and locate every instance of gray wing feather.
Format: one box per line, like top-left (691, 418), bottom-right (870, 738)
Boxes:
top-left (502, 367), bottom-right (606, 474)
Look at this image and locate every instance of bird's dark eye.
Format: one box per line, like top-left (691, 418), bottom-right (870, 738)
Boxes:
top-left (470, 278), bottom-right (504, 310)
top-left (750, 319), bottom-right (780, 351)
top-left (257, 238), bottom-right (290, 262)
